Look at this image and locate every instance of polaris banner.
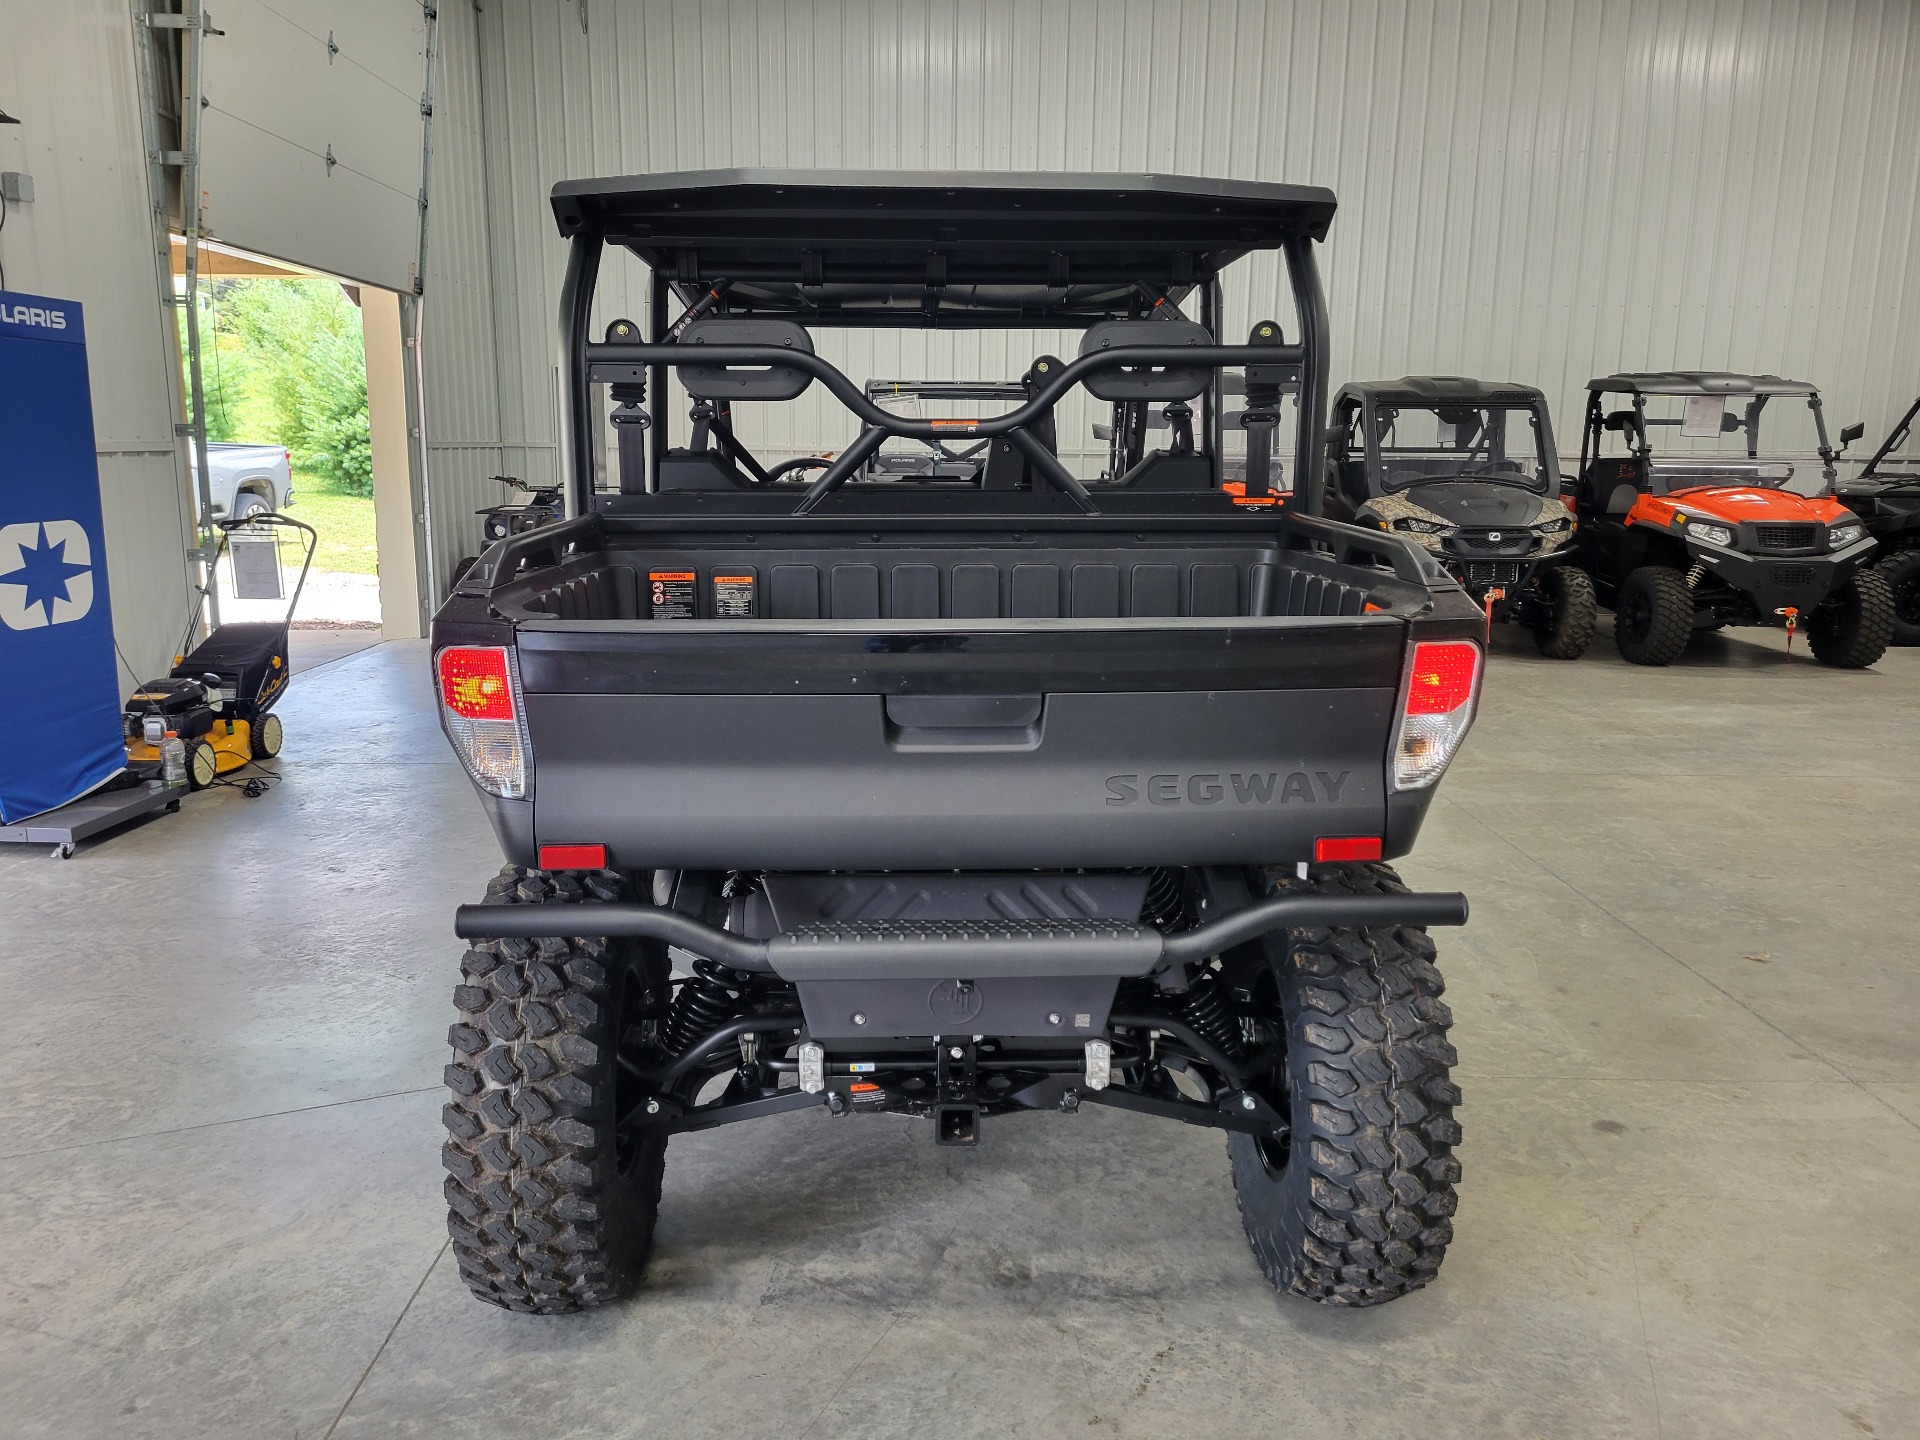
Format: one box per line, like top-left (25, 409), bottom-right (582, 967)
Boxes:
top-left (0, 291), bottom-right (126, 822)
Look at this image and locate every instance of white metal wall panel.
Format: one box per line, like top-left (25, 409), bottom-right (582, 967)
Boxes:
top-left (0, 0), bottom-right (200, 685)
top-left (421, 0), bottom-right (1920, 570)
top-left (198, 0), bottom-right (428, 291)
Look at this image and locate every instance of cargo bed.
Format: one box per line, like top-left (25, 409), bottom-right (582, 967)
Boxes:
top-left (439, 511), bottom-right (1472, 871)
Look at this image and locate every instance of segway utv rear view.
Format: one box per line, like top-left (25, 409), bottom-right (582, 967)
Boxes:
top-left (124, 512), bottom-right (315, 789)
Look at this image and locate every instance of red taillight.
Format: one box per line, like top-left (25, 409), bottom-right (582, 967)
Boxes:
top-left (1315, 836), bottom-right (1383, 863)
top-left (438, 647), bottom-right (515, 720)
top-left (1404, 641), bottom-right (1480, 715)
top-left (539, 844), bottom-right (606, 870)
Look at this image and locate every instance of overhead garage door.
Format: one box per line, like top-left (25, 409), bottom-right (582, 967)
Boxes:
top-left (196, 0), bottom-right (429, 291)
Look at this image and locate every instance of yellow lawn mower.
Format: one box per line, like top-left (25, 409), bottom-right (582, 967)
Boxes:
top-left (123, 513), bottom-right (316, 789)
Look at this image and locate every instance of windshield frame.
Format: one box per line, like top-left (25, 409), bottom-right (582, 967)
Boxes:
top-left (1360, 398), bottom-right (1559, 496)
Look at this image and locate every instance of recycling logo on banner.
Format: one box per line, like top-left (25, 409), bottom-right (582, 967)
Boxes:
top-left (0, 520), bottom-right (95, 630)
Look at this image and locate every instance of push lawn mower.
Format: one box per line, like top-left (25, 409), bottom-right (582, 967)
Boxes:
top-left (123, 512), bottom-right (316, 790)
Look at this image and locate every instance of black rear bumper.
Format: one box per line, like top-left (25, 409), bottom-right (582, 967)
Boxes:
top-left (453, 887), bottom-right (1469, 976)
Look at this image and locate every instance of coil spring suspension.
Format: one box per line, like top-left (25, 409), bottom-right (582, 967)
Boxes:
top-left (1179, 968), bottom-right (1244, 1059)
top-left (1685, 561), bottom-right (1709, 590)
top-left (1139, 867), bottom-right (1190, 931)
top-left (664, 958), bottom-right (741, 1056)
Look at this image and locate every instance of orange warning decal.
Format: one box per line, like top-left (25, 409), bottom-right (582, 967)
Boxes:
top-left (648, 571), bottom-right (695, 582)
top-left (712, 575), bottom-right (754, 584)
top-left (849, 1082), bottom-right (881, 1093)
top-left (1222, 481), bottom-right (1283, 508)
top-left (929, 418), bottom-right (980, 429)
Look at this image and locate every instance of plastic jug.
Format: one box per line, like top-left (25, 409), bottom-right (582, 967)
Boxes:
top-left (160, 732), bottom-right (187, 789)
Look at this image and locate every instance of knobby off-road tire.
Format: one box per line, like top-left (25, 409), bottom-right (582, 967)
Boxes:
top-left (1228, 862), bottom-right (1461, 1306)
top-left (1807, 567), bottom-right (1896, 669)
top-left (1533, 564), bottom-right (1598, 659)
top-left (442, 866), bottom-right (670, 1313)
top-left (1613, 565), bottom-right (1694, 666)
top-left (1872, 549), bottom-right (1920, 647)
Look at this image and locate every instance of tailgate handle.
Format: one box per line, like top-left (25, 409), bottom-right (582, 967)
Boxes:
top-left (884, 695), bottom-right (1041, 728)
top-left (883, 694), bottom-right (1044, 751)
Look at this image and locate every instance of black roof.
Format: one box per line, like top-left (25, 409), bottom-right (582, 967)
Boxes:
top-left (550, 169), bottom-right (1337, 326)
top-left (1588, 371), bottom-right (1819, 396)
top-left (1337, 376), bottom-right (1547, 407)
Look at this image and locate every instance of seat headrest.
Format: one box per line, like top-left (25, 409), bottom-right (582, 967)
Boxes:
top-left (1078, 319), bottom-right (1213, 402)
top-left (676, 318), bottom-right (814, 401)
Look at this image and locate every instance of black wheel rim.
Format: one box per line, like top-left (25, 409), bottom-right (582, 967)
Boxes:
top-left (1621, 590), bottom-right (1651, 643)
top-left (1252, 1127), bottom-right (1292, 1180)
top-left (1896, 578), bottom-right (1920, 625)
top-left (610, 957), bottom-right (650, 1178)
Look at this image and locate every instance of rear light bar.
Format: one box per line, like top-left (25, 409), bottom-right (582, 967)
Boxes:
top-left (539, 843), bottom-right (606, 871)
top-left (435, 646), bottom-right (529, 799)
top-left (1390, 639), bottom-right (1482, 791)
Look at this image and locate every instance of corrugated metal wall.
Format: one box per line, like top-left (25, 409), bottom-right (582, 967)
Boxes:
top-left (422, 0), bottom-right (1920, 590)
top-left (0, 1), bottom-right (200, 684)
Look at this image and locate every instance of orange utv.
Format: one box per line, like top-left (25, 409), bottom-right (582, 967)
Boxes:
top-left (1570, 373), bottom-right (1892, 667)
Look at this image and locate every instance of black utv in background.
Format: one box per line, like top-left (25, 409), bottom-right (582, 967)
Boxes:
top-left (433, 171), bottom-right (1481, 1316)
top-left (1326, 377), bottom-right (1596, 657)
top-left (1835, 393), bottom-right (1920, 645)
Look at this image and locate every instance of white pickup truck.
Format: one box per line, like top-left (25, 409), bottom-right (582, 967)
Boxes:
top-left (190, 442), bottom-right (295, 518)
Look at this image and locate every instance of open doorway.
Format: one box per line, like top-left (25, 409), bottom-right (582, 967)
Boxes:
top-left (169, 236), bottom-right (422, 672)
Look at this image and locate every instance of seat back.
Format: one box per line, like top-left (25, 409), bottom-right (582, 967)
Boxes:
top-left (1078, 320), bottom-right (1212, 402)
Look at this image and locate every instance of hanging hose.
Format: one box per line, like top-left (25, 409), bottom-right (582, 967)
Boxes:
top-left (663, 958), bottom-right (741, 1056)
top-left (1178, 968), bottom-right (1244, 1060)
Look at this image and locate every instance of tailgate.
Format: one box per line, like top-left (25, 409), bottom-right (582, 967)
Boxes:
top-left (516, 618), bottom-right (1407, 871)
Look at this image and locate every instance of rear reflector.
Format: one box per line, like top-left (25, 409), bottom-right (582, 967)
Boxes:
top-left (1315, 836), bottom-right (1383, 863)
top-left (435, 646), bottom-right (527, 799)
top-left (539, 844), bottom-right (607, 871)
top-left (1392, 640), bottom-right (1483, 791)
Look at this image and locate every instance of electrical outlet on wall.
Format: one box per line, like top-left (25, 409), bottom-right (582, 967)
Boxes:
top-left (0, 173), bottom-right (32, 204)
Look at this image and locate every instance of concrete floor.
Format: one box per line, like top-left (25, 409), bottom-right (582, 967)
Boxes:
top-left (287, 625), bottom-right (384, 674)
top-left (4, 625), bottom-right (1917, 1439)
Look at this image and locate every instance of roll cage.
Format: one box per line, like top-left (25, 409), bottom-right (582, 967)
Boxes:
top-left (551, 170), bottom-right (1335, 519)
top-left (1330, 378), bottom-right (1560, 502)
top-left (1859, 393), bottom-right (1920, 482)
top-left (1577, 372), bottom-right (1842, 491)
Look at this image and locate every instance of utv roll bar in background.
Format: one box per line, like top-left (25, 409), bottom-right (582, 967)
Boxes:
top-left (549, 170), bottom-right (1335, 518)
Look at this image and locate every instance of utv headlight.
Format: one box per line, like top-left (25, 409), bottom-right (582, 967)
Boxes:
top-left (1688, 521), bottom-right (1734, 548)
top-left (1392, 517), bottom-right (1451, 535)
top-left (1537, 514), bottom-right (1572, 534)
top-left (1828, 522), bottom-right (1865, 547)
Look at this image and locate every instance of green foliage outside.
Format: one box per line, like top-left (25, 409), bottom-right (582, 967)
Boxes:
top-left (292, 491), bottom-right (380, 575)
top-left (193, 278), bottom-right (373, 497)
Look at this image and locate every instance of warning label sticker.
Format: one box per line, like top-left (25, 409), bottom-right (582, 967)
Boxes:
top-left (712, 573), bottom-right (755, 618)
top-left (648, 570), bottom-right (695, 619)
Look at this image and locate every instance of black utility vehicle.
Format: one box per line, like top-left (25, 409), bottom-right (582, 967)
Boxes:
top-left (1327, 377), bottom-right (1595, 658)
top-left (434, 171), bottom-right (1482, 1315)
top-left (1570, 372), bottom-right (1890, 667)
top-left (1834, 393), bottom-right (1920, 645)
